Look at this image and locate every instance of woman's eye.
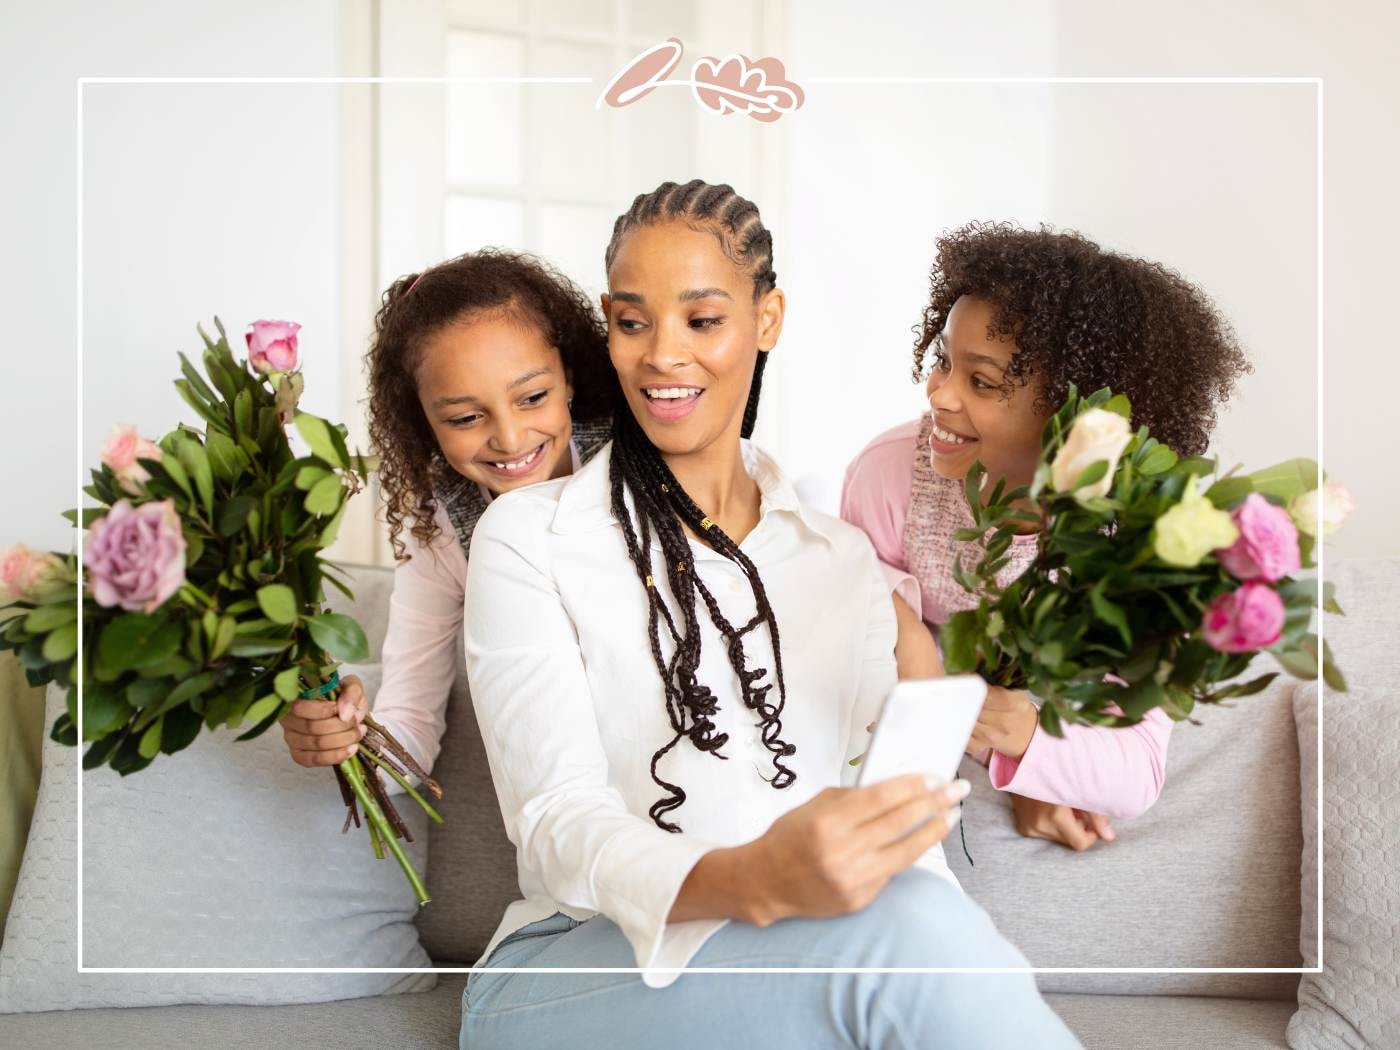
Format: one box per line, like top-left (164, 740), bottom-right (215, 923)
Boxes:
top-left (521, 390), bottom-right (548, 407)
top-left (972, 375), bottom-right (993, 390)
top-left (616, 318), bottom-right (645, 331)
top-left (448, 414), bottom-right (481, 427)
top-left (690, 316), bottom-right (724, 330)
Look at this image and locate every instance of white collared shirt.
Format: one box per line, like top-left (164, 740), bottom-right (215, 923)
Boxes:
top-left (463, 440), bottom-right (957, 988)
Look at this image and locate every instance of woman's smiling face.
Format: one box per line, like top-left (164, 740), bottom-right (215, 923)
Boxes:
top-left (603, 222), bottom-right (783, 458)
top-left (925, 294), bottom-right (1051, 490)
top-left (415, 311), bottom-right (574, 495)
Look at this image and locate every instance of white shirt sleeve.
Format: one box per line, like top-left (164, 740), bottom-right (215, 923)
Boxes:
top-left (370, 504), bottom-right (464, 795)
top-left (464, 499), bottom-right (720, 976)
top-left (842, 546), bottom-right (900, 785)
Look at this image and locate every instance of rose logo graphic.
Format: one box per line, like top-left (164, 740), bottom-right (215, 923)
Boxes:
top-left (599, 38), bottom-right (804, 123)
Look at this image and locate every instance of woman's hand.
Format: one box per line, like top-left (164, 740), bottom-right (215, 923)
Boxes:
top-left (706, 774), bottom-right (971, 926)
top-left (279, 674), bottom-right (369, 768)
top-left (1010, 793), bottom-right (1115, 851)
top-left (967, 685), bottom-right (1038, 759)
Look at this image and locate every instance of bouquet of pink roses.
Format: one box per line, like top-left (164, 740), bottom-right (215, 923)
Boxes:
top-left (941, 385), bottom-right (1350, 734)
top-left (0, 319), bottom-right (441, 904)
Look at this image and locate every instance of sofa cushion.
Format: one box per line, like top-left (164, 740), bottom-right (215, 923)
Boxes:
top-left (0, 974), bottom-right (470, 1049)
top-left (0, 684), bottom-right (435, 1012)
top-left (1046, 992), bottom-right (1291, 1049)
top-left (947, 673), bottom-right (1303, 999)
top-left (1287, 557), bottom-right (1400, 1049)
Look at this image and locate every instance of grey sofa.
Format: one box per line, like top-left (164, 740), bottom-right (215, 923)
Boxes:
top-left (0, 560), bottom-right (1360, 1049)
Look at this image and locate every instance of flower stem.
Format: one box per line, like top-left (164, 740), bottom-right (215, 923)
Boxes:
top-left (338, 752), bottom-right (430, 905)
top-left (360, 746), bottom-right (444, 824)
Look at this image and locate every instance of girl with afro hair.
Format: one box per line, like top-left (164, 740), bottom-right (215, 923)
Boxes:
top-left (841, 222), bottom-right (1251, 850)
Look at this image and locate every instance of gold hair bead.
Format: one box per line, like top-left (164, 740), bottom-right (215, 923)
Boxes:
top-left (645, 575), bottom-right (654, 588)
top-left (700, 517), bottom-right (714, 531)
top-left (660, 483), bottom-right (669, 492)
top-left (677, 562), bottom-right (686, 573)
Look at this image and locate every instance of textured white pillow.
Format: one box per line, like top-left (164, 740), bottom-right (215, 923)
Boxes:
top-left (1288, 683), bottom-right (1400, 1049)
top-left (0, 673), bottom-right (435, 1013)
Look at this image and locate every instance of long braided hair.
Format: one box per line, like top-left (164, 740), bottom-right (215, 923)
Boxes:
top-left (604, 180), bottom-right (795, 832)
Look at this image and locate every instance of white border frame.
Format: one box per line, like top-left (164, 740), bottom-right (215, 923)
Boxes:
top-left (75, 73), bottom-right (1326, 979)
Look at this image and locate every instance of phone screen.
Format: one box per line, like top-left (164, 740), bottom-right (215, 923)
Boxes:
top-left (856, 675), bottom-right (987, 787)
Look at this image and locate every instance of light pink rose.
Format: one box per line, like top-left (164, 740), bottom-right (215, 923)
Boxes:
top-left (0, 544), bottom-right (66, 603)
top-left (1216, 493), bottom-right (1301, 582)
top-left (84, 499), bottom-right (187, 613)
top-left (100, 423), bottom-right (163, 494)
top-left (1201, 582), bottom-right (1286, 653)
top-left (245, 320), bottom-right (301, 374)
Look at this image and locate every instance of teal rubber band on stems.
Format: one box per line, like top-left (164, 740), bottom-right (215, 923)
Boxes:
top-left (298, 669), bottom-right (341, 699)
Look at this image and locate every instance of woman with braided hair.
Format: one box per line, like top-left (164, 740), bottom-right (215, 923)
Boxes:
top-left (460, 182), bottom-right (1078, 1049)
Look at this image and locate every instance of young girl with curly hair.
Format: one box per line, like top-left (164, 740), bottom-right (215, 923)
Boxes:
top-left (277, 249), bottom-right (617, 774)
top-left (842, 222), bottom-right (1252, 849)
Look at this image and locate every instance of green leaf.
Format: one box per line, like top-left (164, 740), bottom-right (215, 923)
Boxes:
top-left (210, 616), bottom-right (237, 660)
top-left (294, 413), bottom-right (349, 469)
top-left (81, 732), bottom-right (124, 768)
top-left (1137, 445), bottom-right (1178, 476)
top-left (1116, 676), bottom-right (1166, 720)
top-left (1247, 458), bottom-right (1319, 503)
top-left (1070, 460), bottom-right (1109, 492)
top-left (204, 428), bottom-right (246, 484)
top-left (1275, 637), bottom-right (1319, 680)
top-left (160, 705), bottom-right (204, 755)
top-left (304, 473), bottom-right (344, 516)
top-left (234, 694), bottom-right (288, 740)
top-left (318, 503), bottom-right (348, 548)
top-left (1320, 638), bottom-right (1347, 692)
top-left (158, 454), bottom-right (194, 500)
top-left (234, 389), bottom-right (254, 440)
top-left (1089, 585), bottom-right (1132, 649)
top-left (81, 686), bottom-right (132, 740)
top-left (938, 610), bottom-right (980, 674)
top-left (306, 612), bottom-right (369, 662)
top-left (178, 438), bottom-right (215, 517)
top-left (227, 636), bottom-right (294, 658)
top-left (1102, 393), bottom-right (1132, 419)
top-left (295, 464), bottom-right (330, 491)
top-left (97, 615), bottom-right (184, 673)
top-left (256, 584), bottom-right (299, 625)
top-left (963, 461), bottom-right (986, 518)
top-left (274, 666), bottom-right (305, 701)
top-left (1209, 672), bottom-right (1279, 700)
top-left (218, 493), bottom-right (258, 536)
top-left (138, 718), bottom-right (163, 759)
top-left (41, 622), bottom-right (79, 662)
top-left (25, 602), bottom-right (77, 633)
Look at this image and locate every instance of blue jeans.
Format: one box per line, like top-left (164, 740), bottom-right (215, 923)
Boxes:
top-left (460, 870), bottom-right (1080, 1049)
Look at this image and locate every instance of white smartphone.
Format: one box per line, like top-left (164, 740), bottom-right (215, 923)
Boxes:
top-left (855, 675), bottom-right (987, 787)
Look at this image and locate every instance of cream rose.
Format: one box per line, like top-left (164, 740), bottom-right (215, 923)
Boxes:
top-left (1050, 408), bottom-right (1133, 501)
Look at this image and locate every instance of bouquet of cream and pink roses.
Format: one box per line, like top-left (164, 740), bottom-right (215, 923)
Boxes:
top-left (0, 320), bottom-right (441, 904)
top-left (941, 386), bottom-right (1350, 734)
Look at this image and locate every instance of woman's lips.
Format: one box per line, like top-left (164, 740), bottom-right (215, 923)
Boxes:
top-left (478, 440), bottom-right (549, 478)
top-left (641, 386), bottom-right (703, 422)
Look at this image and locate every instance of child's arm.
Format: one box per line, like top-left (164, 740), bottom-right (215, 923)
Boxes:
top-left (893, 593), bottom-right (944, 680)
top-left (978, 687), bottom-right (1173, 820)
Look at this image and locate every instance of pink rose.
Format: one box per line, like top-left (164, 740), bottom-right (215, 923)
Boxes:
top-left (100, 423), bottom-right (163, 495)
top-left (245, 320), bottom-right (301, 374)
top-left (1201, 582), bottom-right (1286, 653)
top-left (84, 499), bottom-right (187, 613)
top-left (0, 544), bottom-right (66, 603)
top-left (1216, 493), bottom-right (1301, 582)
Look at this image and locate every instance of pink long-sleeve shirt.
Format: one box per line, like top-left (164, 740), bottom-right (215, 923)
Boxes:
top-left (840, 417), bottom-right (1171, 820)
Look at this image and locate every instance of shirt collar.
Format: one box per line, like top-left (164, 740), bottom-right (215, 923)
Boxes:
top-left (551, 439), bottom-right (835, 547)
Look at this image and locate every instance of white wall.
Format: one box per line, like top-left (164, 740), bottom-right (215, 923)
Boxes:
top-left (1, 0), bottom-right (342, 554)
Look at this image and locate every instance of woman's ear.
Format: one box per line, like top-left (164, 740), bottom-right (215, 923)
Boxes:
top-left (599, 292), bottom-right (611, 320)
top-left (756, 287), bottom-right (786, 353)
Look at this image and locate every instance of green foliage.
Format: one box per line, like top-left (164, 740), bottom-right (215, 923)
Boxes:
top-left (2, 320), bottom-right (368, 774)
top-left (938, 384), bottom-right (1344, 736)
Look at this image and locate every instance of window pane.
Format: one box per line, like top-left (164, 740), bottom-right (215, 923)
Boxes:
top-left (528, 40), bottom-right (616, 200)
top-left (533, 203), bottom-right (614, 298)
top-left (629, 0), bottom-right (694, 40)
top-left (533, 0), bottom-right (615, 32)
top-left (445, 31), bottom-right (525, 187)
top-left (447, 0), bottom-right (524, 26)
top-left (445, 195), bottom-right (526, 254)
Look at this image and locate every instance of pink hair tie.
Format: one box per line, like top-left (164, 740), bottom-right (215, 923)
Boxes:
top-left (405, 272), bottom-right (428, 296)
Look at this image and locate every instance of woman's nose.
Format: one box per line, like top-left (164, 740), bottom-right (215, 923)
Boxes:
top-left (927, 371), bottom-right (960, 412)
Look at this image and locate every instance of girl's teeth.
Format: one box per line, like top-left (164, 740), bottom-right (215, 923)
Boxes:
top-left (934, 424), bottom-right (971, 445)
top-left (493, 445), bottom-right (542, 470)
top-left (645, 387), bottom-right (701, 400)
